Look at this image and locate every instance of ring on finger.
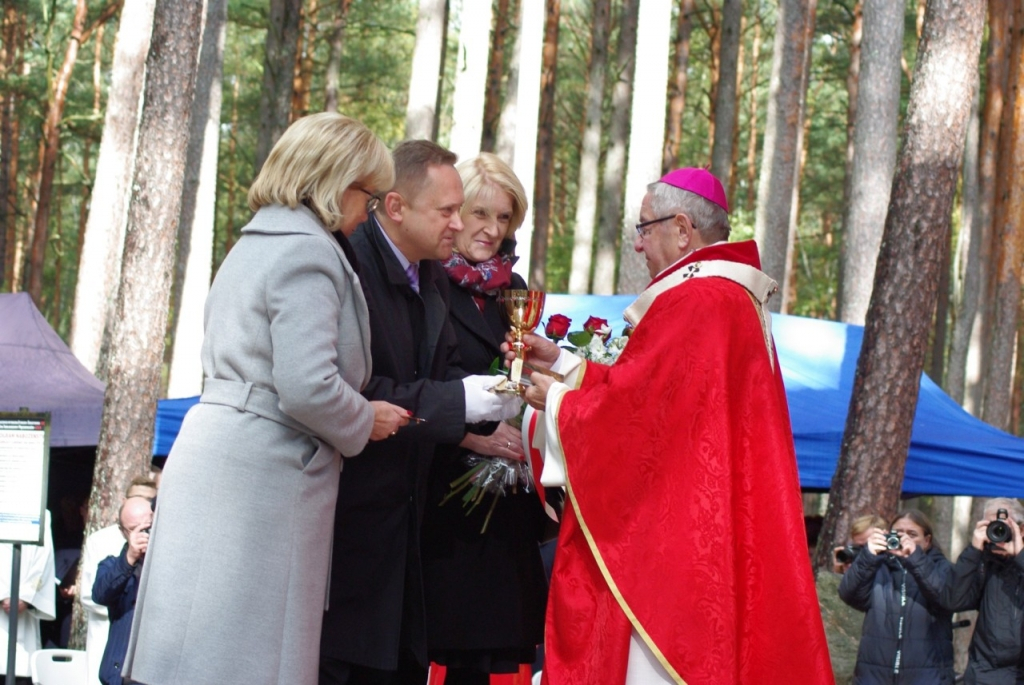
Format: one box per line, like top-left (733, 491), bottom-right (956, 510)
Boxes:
top-left (505, 441), bottom-right (512, 449)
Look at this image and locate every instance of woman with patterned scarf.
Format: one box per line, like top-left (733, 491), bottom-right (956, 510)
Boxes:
top-left (420, 153), bottom-right (549, 684)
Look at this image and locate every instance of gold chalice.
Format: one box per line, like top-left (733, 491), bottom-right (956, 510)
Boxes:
top-left (497, 289), bottom-right (546, 395)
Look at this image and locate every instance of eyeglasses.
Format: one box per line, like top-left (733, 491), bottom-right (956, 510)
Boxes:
top-left (359, 187), bottom-right (381, 214)
top-left (635, 215), bottom-right (676, 238)
top-left (630, 215), bottom-right (688, 239)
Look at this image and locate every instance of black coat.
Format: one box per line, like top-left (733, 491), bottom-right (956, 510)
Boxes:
top-left (420, 277), bottom-right (548, 665)
top-left (320, 218), bottom-right (468, 671)
top-left (839, 546), bottom-right (955, 684)
top-left (942, 546), bottom-right (1024, 684)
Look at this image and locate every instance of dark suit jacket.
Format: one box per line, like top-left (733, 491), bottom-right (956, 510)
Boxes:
top-left (421, 275), bottom-right (548, 659)
top-left (320, 217), bottom-right (467, 671)
top-left (93, 545), bottom-right (139, 685)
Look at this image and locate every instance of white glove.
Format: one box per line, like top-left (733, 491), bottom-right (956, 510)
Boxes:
top-left (461, 375), bottom-right (523, 423)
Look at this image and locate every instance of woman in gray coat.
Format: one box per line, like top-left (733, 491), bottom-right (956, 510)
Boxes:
top-left (123, 113), bottom-right (410, 685)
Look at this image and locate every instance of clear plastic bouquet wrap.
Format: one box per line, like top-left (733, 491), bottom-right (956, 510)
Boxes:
top-left (440, 450), bottom-right (534, 534)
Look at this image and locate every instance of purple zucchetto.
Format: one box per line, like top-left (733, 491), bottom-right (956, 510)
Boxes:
top-left (659, 167), bottom-right (729, 213)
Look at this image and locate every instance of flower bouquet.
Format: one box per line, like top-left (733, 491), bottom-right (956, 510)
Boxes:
top-left (544, 313), bottom-right (630, 365)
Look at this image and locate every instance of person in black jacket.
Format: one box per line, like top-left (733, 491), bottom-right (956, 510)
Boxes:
top-left (93, 496), bottom-right (152, 685)
top-left (420, 153), bottom-right (549, 685)
top-left (319, 140), bottom-right (522, 685)
top-left (839, 508), bottom-right (955, 684)
top-left (942, 497), bottom-right (1024, 685)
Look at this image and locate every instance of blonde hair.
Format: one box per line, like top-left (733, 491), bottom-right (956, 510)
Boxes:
top-left (457, 152), bottom-right (528, 238)
top-left (850, 514), bottom-right (887, 538)
top-left (248, 113), bottom-right (394, 231)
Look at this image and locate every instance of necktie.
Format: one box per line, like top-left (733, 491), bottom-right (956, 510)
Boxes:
top-left (406, 263), bottom-right (420, 294)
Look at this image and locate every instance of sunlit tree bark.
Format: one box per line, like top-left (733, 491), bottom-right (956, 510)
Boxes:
top-left (568, 0), bottom-right (611, 294)
top-left (838, 0), bottom-right (904, 324)
top-left (90, 0), bottom-right (202, 548)
top-left (254, 0), bottom-right (301, 172)
top-left (592, 0), bottom-right (639, 294)
top-left (616, 0), bottom-right (674, 294)
top-left (710, 0), bottom-right (742, 194)
top-left (405, 0), bottom-right (448, 140)
top-left (753, 0), bottom-right (816, 312)
top-left (529, 0), bottom-right (561, 289)
top-left (167, 0), bottom-right (228, 399)
top-left (661, 0), bottom-right (694, 175)
top-left (982, 0), bottom-right (1024, 431)
top-left (448, 0), bottom-right (493, 160)
top-left (323, 0), bottom-right (353, 113)
top-left (814, 0), bottom-right (985, 573)
top-left (510, 0), bottom-right (545, 283)
top-left (71, 0), bottom-right (156, 375)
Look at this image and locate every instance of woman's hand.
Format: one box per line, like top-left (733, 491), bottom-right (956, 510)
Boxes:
top-left (368, 402), bottom-right (411, 440)
top-left (892, 531), bottom-right (918, 558)
top-left (460, 421), bottom-right (524, 461)
top-left (863, 528), bottom-right (888, 556)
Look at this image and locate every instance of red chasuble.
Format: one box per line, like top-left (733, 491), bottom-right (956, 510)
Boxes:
top-left (542, 241), bottom-right (833, 684)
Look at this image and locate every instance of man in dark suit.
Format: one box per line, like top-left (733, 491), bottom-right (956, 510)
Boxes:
top-left (319, 140), bottom-right (521, 685)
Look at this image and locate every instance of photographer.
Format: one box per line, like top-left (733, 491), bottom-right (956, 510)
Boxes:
top-left (834, 513), bottom-right (888, 574)
top-left (839, 509), bottom-right (955, 683)
top-left (93, 496), bottom-right (152, 685)
top-left (941, 498), bottom-right (1024, 684)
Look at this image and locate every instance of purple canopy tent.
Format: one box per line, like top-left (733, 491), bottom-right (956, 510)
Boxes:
top-left (0, 293), bottom-right (105, 447)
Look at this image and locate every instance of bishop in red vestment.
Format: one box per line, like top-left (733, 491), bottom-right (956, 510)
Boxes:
top-left (519, 169), bottom-right (833, 685)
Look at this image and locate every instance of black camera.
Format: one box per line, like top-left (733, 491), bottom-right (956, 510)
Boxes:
top-left (836, 545), bottom-right (863, 564)
top-left (885, 531), bottom-right (902, 550)
top-left (987, 509), bottom-right (1012, 544)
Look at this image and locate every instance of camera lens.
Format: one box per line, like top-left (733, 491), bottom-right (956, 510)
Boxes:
top-left (988, 521), bottom-right (1012, 544)
top-left (885, 531), bottom-right (901, 550)
top-left (836, 545), bottom-right (861, 564)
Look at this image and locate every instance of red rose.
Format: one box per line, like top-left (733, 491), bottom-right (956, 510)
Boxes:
top-left (545, 313), bottom-right (571, 341)
top-left (583, 316), bottom-right (610, 340)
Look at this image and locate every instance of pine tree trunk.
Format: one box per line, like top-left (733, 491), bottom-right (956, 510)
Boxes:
top-left (405, 0), bottom-right (448, 140)
top-left (814, 0), bottom-right (985, 574)
top-left (834, 0), bottom-right (862, 318)
top-left (291, 0), bottom-right (318, 121)
top-left (26, 0), bottom-right (90, 307)
top-left (962, 0), bottom-right (1011, 415)
top-left (528, 0), bottom-right (560, 290)
top-left (0, 4), bottom-right (21, 290)
top-left (753, 0), bottom-right (816, 311)
top-left (661, 0), bottom-right (694, 175)
top-left (254, 0), bottom-right (301, 173)
top-left (837, 0), bottom-right (904, 324)
top-left (744, 14), bottom-right (761, 213)
top-left (981, 0), bottom-right (1024, 431)
top-left (494, 0), bottom-right (522, 162)
top-left (616, 0), bottom-right (674, 295)
top-left (71, 0), bottom-right (156, 376)
top-left (710, 0), bottom-right (742, 194)
top-left (89, 0), bottom-right (203, 539)
top-left (481, 0), bottom-right (512, 153)
top-left (324, 0), bottom-right (354, 113)
top-left (947, 80), bottom-right (982, 404)
top-left (592, 0), bottom-right (639, 295)
top-left (567, 0), bottom-right (611, 295)
top-left (167, 0), bottom-right (228, 399)
top-left (448, 0), bottom-right (494, 160)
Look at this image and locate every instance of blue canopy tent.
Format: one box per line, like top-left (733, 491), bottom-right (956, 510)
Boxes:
top-left (154, 294), bottom-right (1024, 497)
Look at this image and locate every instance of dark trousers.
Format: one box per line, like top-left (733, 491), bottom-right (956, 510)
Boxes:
top-left (319, 658), bottom-right (427, 685)
top-left (438, 667), bottom-right (489, 685)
